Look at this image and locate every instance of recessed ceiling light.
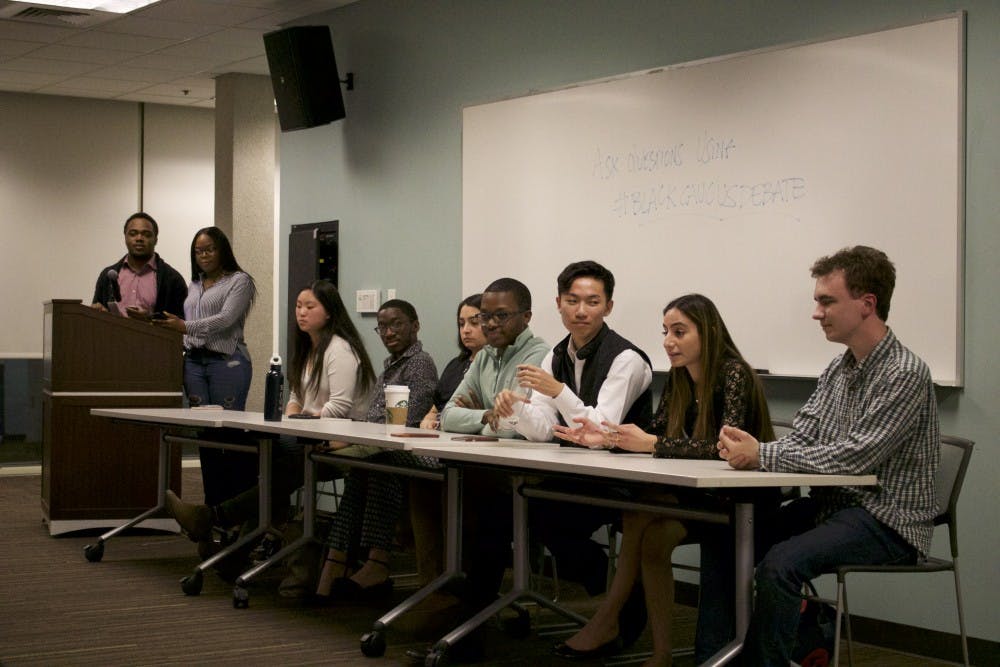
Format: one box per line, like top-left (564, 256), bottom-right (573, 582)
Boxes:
top-left (24, 1), bottom-right (162, 13)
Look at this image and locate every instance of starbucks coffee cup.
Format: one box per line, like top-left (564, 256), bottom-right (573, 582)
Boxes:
top-left (384, 384), bottom-right (410, 425)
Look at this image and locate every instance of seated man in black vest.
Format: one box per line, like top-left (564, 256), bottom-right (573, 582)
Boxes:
top-left (494, 260), bottom-right (653, 647)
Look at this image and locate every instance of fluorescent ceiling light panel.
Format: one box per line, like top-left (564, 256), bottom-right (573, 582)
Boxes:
top-left (26, 1), bottom-right (161, 13)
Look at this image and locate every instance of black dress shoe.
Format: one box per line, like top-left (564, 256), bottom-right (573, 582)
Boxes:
top-left (552, 636), bottom-right (623, 659)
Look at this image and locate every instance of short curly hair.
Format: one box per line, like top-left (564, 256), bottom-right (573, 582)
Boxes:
top-left (810, 245), bottom-right (896, 321)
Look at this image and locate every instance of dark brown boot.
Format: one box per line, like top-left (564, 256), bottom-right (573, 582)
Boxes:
top-left (165, 489), bottom-right (213, 542)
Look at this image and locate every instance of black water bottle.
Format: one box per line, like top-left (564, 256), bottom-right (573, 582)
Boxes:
top-left (264, 355), bottom-right (284, 421)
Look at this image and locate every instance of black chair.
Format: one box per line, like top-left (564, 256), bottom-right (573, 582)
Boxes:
top-left (815, 434), bottom-right (973, 666)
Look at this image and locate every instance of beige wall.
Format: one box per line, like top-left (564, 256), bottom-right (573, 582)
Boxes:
top-left (215, 73), bottom-right (277, 411)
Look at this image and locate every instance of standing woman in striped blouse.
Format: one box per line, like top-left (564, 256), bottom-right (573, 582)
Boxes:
top-left (155, 227), bottom-right (258, 506)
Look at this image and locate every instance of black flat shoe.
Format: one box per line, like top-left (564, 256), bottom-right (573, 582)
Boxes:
top-left (552, 636), bottom-right (623, 659)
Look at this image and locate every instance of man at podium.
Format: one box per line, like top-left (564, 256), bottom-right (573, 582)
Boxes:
top-left (90, 212), bottom-right (187, 319)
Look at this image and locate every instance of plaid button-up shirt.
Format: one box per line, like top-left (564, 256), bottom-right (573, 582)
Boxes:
top-left (759, 329), bottom-right (940, 556)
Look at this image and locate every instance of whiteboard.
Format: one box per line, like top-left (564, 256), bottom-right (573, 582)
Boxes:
top-left (462, 16), bottom-right (964, 384)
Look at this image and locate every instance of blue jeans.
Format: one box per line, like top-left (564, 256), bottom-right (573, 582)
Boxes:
top-left (744, 499), bottom-right (917, 666)
top-left (184, 348), bottom-right (257, 507)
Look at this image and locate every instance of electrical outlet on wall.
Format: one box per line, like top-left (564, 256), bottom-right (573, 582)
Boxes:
top-left (386, 289), bottom-right (396, 300)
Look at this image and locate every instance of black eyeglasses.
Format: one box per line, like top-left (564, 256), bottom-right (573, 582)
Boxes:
top-left (374, 321), bottom-right (409, 335)
top-left (477, 310), bottom-right (525, 325)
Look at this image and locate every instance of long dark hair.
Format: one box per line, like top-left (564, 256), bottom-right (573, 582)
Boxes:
top-left (289, 280), bottom-right (376, 401)
top-left (663, 294), bottom-right (773, 441)
top-left (456, 293), bottom-right (483, 357)
top-left (189, 227), bottom-right (256, 303)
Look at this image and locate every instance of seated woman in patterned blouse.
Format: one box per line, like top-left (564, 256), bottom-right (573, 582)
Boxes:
top-left (553, 293), bottom-right (774, 667)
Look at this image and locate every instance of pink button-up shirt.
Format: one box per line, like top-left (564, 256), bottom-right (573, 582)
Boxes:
top-left (115, 255), bottom-right (159, 315)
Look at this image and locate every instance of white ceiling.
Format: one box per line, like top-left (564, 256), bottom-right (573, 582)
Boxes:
top-left (0, 0), bottom-right (353, 107)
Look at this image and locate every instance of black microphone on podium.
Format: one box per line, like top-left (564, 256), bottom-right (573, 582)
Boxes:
top-left (105, 268), bottom-right (121, 315)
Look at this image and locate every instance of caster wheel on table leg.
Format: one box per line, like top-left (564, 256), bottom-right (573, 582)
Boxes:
top-left (180, 570), bottom-right (203, 595)
top-left (83, 541), bottom-right (104, 562)
top-left (360, 630), bottom-right (386, 657)
top-left (232, 585), bottom-right (249, 608)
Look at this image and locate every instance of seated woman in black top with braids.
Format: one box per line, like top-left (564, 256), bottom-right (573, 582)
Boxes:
top-left (553, 293), bottom-right (774, 667)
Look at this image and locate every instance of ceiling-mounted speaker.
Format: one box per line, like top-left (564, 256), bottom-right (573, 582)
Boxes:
top-left (263, 26), bottom-right (346, 131)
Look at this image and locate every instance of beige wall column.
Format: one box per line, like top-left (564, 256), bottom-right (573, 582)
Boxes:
top-left (215, 73), bottom-right (276, 411)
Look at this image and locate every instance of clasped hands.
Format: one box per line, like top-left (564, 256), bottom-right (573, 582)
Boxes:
top-left (717, 424), bottom-right (761, 469)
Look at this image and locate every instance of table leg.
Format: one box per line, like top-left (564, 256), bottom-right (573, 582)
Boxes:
top-left (180, 436), bottom-right (273, 597)
top-left (361, 466), bottom-right (466, 657)
top-left (233, 442), bottom-right (317, 607)
top-left (425, 474), bottom-right (588, 665)
top-left (699, 501), bottom-right (754, 667)
top-left (83, 427), bottom-right (174, 563)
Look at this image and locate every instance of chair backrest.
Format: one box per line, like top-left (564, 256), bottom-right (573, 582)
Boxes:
top-left (935, 435), bottom-right (974, 556)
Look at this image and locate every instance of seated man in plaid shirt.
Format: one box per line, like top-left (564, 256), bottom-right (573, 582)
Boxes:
top-left (713, 245), bottom-right (940, 667)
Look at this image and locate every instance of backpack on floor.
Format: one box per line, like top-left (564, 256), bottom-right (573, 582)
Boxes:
top-left (792, 581), bottom-right (837, 667)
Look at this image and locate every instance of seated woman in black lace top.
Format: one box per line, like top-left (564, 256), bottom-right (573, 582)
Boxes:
top-left (553, 293), bottom-right (773, 666)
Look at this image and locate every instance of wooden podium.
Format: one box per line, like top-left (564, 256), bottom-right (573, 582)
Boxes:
top-left (42, 300), bottom-right (184, 535)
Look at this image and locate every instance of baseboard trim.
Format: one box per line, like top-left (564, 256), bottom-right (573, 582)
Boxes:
top-left (675, 581), bottom-right (998, 665)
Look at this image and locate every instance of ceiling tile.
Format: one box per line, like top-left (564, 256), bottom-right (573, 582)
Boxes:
top-left (196, 27), bottom-right (267, 48)
top-left (157, 39), bottom-right (261, 62)
top-left (0, 80), bottom-right (38, 91)
top-left (59, 30), bottom-right (178, 53)
top-left (117, 91), bottom-right (213, 106)
top-left (47, 76), bottom-right (153, 93)
top-left (38, 84), bottom-right (138, 99)
top-left (0, 20), bottom-right (76, 43)
top-left (30, 44), bottom-right (137, 66)
top-left (0, 0), bottom-right (357, 102)
top-left (0, 39), bottom-right (44, 59)
top-left (86, 64), bottom-right (181, 83)
top-left (99, 15), bottom-right (219, 40)
top-left (0, 57), bottom-right (99, 76)
top-left (0, 69), bottom-right (64, 86)
top-left (125, 52), bottom-right (219, 72)
top-left (140, 80), bottom-right (214, 98)
top-left (223, 54), bottom-right (270, 76)
top-left (135, 0), bottom-right (273, 26)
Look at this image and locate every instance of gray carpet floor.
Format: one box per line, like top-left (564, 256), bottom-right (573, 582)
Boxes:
top-left (0, 470), bottom-right (951, 666)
